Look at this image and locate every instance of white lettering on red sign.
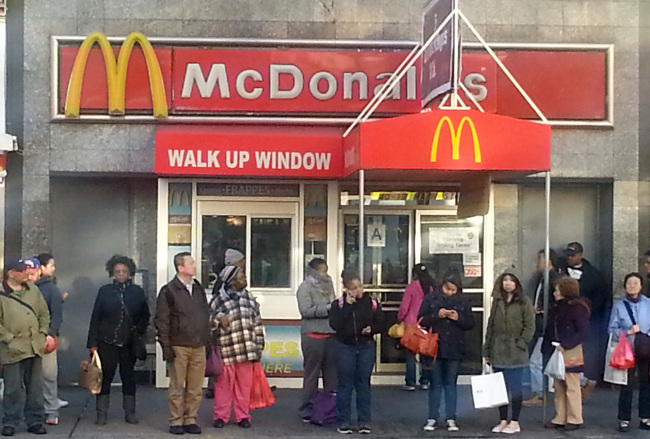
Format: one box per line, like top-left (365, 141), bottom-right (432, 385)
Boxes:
top-left (167, 150), bottom-right (331, 172)
top-left (181, 63), bottom-right (417, 103)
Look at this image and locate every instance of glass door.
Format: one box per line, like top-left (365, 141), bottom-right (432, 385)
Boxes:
top-left (197, 201), bottom-right (300, 314)
top-left (342, 212), bottom-right (412, 372)
top-left (416, 213), bottom-right (485, 374)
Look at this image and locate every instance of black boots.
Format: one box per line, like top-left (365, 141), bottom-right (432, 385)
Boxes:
top-left (95, 394), bottom-right (109, 425)
top-left (123, 395), bottom-right (138, 424)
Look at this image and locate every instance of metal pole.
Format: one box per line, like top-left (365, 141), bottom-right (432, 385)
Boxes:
top-left (542, 170), bottom-right (551, 423)
top-left (359, 170), bottom-right (365, 284)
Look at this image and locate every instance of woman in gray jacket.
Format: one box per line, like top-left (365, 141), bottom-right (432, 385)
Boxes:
top-left (296, 258), bottom-right (337, 422)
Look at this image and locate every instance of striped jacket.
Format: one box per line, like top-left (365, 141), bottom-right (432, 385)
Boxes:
top-left (211, 286), bottom-right (265, 366)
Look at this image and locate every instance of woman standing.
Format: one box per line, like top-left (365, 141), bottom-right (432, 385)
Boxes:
top-left (87, 255), bottom-right (150, 426)
top-left (418, 274), bottom-right (474, 432)
top-left (329, 270), bottom-right (384, 435)
top-left (398, 263), bottom-right (436, 390)
top-left (211, 266), bottom-right (264, 429)
top-left (543, 276), bottom-right (590, 431)
top-left (483, 273), bottom-right (535, 434)
top-left (608, 272), bottom-right (650, 432)
top-left (296, 258), bottom-right (337, 422)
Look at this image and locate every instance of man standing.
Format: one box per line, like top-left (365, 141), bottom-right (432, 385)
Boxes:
top-left (155, 253), bottom-right (211, 435)
top-left (523, 249), bottom-right (561, 407)
top-left (564, 242), bottom-right (609, 399)
top-left (0, 258), bottom-right (51, 436)
top-left (34, 254), bottom-right (65, 426)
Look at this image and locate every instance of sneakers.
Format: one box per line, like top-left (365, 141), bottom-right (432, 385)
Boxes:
top-left (423, 419), bottom-right (437, 431)
top-left (522, 395), bottom-right (543, 407)
top-left (446, 420), bottom-right (459, 432)
top-left (402, 385), bottom-right (416, 391)
top-left (420, 383), bottom-right (430, 390)
top-left (358, 425), bottom-right (371, 434)
top-left (619, 420), bottom-right (630, 432)
top-left (45, 416), bottom-right (59, 426)
top-left (238, 419), bottom-right (251, 429)
top-left (301, 416), bottom-right (311, 423)
top-left (337, 424), bottom-right (354, 434)
top-left (213, 419), bottom-right (225, 428)
top-left (640, 419), bottom-right (650, 430)
top-left (58, 399), bottom-right (69, 408)
top-left (492, 422), bottom-right (507, 433)
top-left (502, 422), bottom-right (521, 434)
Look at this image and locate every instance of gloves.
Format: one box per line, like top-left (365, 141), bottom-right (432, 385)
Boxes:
top-left (162, 346), bottom-right (175, 362)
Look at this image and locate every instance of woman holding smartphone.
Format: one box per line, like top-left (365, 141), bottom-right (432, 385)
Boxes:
top-left (329, 270), bottom-right (384, 435)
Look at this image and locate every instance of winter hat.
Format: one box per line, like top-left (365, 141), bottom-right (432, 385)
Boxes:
top-left (219, 265), bottom-right (241, 288)
top-left (224, 249), bottom-right (245, 266)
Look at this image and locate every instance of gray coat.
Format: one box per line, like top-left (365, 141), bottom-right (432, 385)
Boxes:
top-left (296, 269), bottom-right (336, 334)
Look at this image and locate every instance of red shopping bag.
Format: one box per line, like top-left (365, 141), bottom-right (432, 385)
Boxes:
top-left (610, 331), bottom-right (636, 370)
top-left (249, 362), bottom-right (276, 410)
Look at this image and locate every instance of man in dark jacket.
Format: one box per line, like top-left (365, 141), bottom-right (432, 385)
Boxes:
top-left (155, 252), bottom-right (211, 435)
top-left (32, 254), bottom-right (64, 425)
top-left (524, 249), bottom-right (561, 407)
top-left (564, 242), bottom-right (609, 398)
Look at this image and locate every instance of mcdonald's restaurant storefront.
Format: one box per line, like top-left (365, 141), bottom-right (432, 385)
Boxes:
top-left (52, 34), bottom-right (609, 387)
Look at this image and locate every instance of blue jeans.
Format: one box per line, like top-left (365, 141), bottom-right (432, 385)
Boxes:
top-left (335, 340), bottom-right (376, 424)
top-left (3, 356), bottom-right (45, 428)
top-left (429, 359), bottom-right (460, 420)
top-left (405, 352), bottom-right (432, 387)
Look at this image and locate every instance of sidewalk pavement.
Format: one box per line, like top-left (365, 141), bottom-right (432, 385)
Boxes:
top-left (9, 385), bottom-right (646, 438)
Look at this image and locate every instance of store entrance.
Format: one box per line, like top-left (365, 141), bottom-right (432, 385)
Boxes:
top-left (197, 201), bottom-right (300, 318)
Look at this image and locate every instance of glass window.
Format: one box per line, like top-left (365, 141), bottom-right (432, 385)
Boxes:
top-left (200, 215), bottom-right (246, 290)
top-left (304, 185), bottom-right (328, 264)
top-left (419, 215), bottom-right (484, 289)
top-left (250, 218), bottom-right (291, 288)
top-left (460, 311), bottom-right (483, 375)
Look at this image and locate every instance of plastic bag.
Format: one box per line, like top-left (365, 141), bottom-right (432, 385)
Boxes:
top-left (388, 322), bottom-right (405, 338)
top-left (544, 345), bottom-right (565, 381)
top-left (610, 331), bottom-right (635, 370)
top-left (604, 333), bottom-right (628, 385)
top-left (249, 362), bottom-right (276, 410)
top-left (79, 351), bottom-right (103, 395)
top-left (471, 365), bottom-right (509, 409)
top-left (310, 390), bottom-right (337, 425)
top-left (205, 346), bottom-right (223, 378)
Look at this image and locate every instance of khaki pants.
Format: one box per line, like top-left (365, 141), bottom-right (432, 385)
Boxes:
top-left (553, 372), bottom-right (583, 425)
top-left (168, 346), bottom-right (206, 426)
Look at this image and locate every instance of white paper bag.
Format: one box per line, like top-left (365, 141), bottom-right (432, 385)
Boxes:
top-left (604, 333), bottom-right (628, 386)
top-left (471, 367), bottom-right (509, 409)
top-left (544, 345), bottom-right (565, 381)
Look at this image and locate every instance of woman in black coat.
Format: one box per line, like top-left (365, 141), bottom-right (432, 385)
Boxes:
top-left (418, 274), bottom-right (475, 433)
top-left (87, 255), bottom-right (150, 426)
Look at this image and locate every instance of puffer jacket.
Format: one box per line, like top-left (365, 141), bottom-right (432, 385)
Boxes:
top-left (0, 283), bottom-right (50, 365)
top-left (418, 289), bottom-right (475, 361)
top-left (483, 292), bottom-right (536, 368)
top-left (329, 295), bottom-right (384, 346)
top-left (296, 267), bottom-right (336, 334)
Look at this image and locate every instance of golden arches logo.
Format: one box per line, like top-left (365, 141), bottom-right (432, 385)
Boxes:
top-left (65, 32), bottom-right (168, 118)
top-left (169, 190), bottom-right (190, 208)
top-left (430, 116), bottom-right (482, 163)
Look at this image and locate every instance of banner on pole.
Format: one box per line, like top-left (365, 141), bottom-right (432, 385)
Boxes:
top-left (421, 0), bottom-right (457, 107)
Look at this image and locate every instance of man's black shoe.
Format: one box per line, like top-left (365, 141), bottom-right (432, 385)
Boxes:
top-left (27, 424), bottom-right (47, 435)
top-left (1, 426), bottom-right (14, 437)
top-left (183, 424), bottom-right (201, 434)
top-left (238, 419), bottom-right (251, 428)
top-left (169, 425), bottom-right (185, 435)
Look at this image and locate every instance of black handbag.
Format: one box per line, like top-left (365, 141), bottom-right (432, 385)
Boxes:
top-left (118, 293), bottom-right (148, 361)
top-left (623, 301), bottom-right (650, 359)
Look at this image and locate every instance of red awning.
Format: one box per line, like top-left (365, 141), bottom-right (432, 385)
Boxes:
top-left (343, 109), bottom-right (551, 178)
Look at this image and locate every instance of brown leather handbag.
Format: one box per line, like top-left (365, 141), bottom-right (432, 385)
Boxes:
top-left (79, 351), bottom-right (103, 395)
top-left (400, 318), bottom-right (439, 359)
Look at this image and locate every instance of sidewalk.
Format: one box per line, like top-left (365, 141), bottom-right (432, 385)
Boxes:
top-left (15, 385), bottom-right (644, 438)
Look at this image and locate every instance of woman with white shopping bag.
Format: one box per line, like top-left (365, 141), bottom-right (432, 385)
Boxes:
top-left (483, 273), bottom-right (535, 434)
top-left (607, 272), bottom-right (650, 432)
top-left (542, 276), bottom-right (590, 431)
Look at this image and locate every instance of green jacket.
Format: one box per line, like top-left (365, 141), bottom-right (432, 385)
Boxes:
top-left (0, 283), bottom-right (50, 365)
top-left (483, 293), bottom-right (535, 368)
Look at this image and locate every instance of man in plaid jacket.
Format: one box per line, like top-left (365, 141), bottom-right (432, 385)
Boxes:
top-left (210, 266), bottom-right (264, 429)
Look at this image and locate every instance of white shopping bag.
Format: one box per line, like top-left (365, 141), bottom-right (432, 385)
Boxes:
top-left (604, 333), bottom-right (628, 386)
top-left (544, 344), bottom-right (565, 381)
top-left (471, 366), bottom-right (509, 409)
